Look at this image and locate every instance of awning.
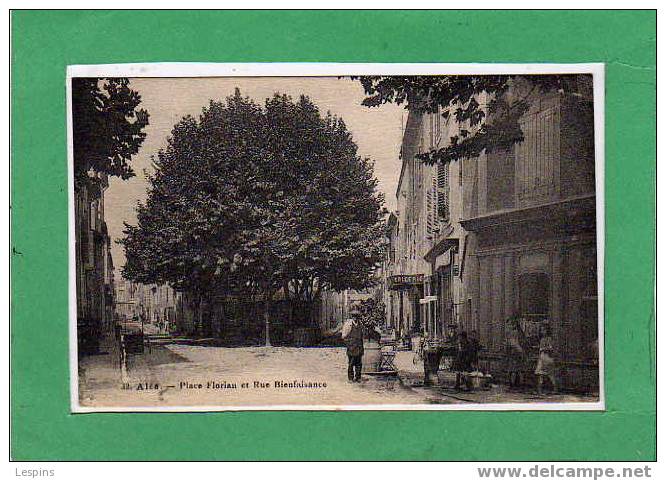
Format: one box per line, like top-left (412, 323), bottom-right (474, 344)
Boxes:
top-left (424, 237), bottom-right (459, 263)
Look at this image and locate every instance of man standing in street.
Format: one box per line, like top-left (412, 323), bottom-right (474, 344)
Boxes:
top-left (341, 307), bottom-right (364, 383)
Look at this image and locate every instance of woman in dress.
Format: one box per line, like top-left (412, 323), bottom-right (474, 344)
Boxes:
top-left (535, 322), bottom-right (558, 395)
top-left (505, 319), bottom-right (527, 388)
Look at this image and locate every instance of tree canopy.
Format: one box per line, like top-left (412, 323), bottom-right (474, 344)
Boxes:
top-left (352, 74), bottom-right (592, 164)
top-left (120, 90), bottom-right (386, 336)
top-left (72, 77), bottom-right (149, 180)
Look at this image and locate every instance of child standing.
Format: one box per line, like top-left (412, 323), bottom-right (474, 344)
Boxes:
top-left (535, 322), bottom-right (558, 395)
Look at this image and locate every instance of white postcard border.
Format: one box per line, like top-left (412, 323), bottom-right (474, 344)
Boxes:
top-left (67, 62), bottom-right (605, 413)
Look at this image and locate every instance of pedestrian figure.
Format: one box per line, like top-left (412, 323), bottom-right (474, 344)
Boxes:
top-left (114, 321), bottom-right (122, 342)
top-left (446, 324), bottom-right (459, 342)
top-left (453, 331), bottom-right (472, 390)
top-left (422, 339), bottom-right (444, 386)
top-left (469, 330), bottom-right (482, 371)
top-left (505, 319), bottom-right (527, 388)
top-left (535, 322), bottom-right (558, 395)
top-left (341, 308), bottom-right (364, 383)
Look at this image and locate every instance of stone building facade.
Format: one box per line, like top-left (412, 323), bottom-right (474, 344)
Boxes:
top-left (385, 103), bottom-right (472, 345)
top-left (74, 172), bottom-right (115, 353)
top-left (115, 278), bottom-right (180, 332)
top-left (460, 76), bottom-right (598, 390)
top-left (384, 76), bottom-right (599, 391)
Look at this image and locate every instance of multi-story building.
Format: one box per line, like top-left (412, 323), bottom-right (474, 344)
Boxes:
top-left (385, 76), bottom-right (599, 391)
top-left (74, 172), bottom-right (115, 353)
top-left (421, 103), bottom-right (472, 341)
top-left (115, 278), bottom-right (180, 332)
top-left (385, 103), bottom-right (470, 344)
top-left (384, 111), bottom-right (428, 341)
top-left (460, 76), bottom-right (598, 390)
top-left (114, 277), bottom-right (138, 320)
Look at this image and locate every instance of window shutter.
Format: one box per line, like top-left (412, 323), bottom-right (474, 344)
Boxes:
top-left (437, 163), bottom-right (450, 222)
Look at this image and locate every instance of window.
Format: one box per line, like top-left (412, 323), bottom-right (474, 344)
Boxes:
top-left (425, 171), bottom-right (437, 238)
top-left (429, 113), bottom-right (435, 149)
top-left (431, 109), bottom-right (442, 148)
top-left (81, 231), bottom-right (90, 267)
top-left (90, 201), bottom-right (96, 227)
top-left (487, 147), bottom-right (516, 212)
top-left (515, 106), bottom-right (560, 206)
top-left (437, 163), bottom-right (450, 222)
top-left (519, 273), bottom-right (550, 320)
top-left (438, 266), bottom-right (452, 331)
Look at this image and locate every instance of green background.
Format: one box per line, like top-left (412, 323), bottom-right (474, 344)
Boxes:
top-left (11, 10), bottom-right (656, 461)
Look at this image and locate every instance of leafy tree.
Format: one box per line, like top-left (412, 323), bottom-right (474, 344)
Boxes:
top-left (233, 93), bottom-right (386, 343)
top-left (120, 92), bottom-right (263, 335)
top-left (120, 90), bottom-right (386, 345)
top-left (351, 74), bottom-right (591, 164)
top-left (262, 95), bottom-right (387, 308)
top-left (355, 297), bottom-right (386, 339)
top-left (72, 77), bottom-right (149, 181)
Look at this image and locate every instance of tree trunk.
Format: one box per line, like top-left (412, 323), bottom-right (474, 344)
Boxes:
top-left (197, 295), bottom-right (204, 337)
top-left (264, 295), bottom-right (271, 347)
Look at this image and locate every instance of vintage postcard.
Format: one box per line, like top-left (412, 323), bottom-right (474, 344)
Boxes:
top-left (68, 63), bottom-right (604, 412)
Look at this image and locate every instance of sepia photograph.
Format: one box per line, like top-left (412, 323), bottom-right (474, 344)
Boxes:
top-left (69, 64), bottom-right (604, 411)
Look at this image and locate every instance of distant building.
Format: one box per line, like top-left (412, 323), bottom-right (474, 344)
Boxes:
top-left (113, 277), bottom-right (136, 320)
top-left (319, 288), bottom-right (374, 332)
top-left (115, 278), bottom-right (180, 332)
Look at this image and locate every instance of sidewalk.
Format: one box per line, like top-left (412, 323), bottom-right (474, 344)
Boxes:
top-left (393, 350), bottom-right (599, 405)
top-left (77, 331), bottom-right (124, 405)
top-left (394, 350), bottom-right (457, 386)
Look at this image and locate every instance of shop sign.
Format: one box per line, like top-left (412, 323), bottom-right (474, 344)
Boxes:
top-left (388, 274), bottom-right (424, 289)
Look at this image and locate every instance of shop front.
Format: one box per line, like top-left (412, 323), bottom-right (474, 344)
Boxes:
top-left (461, 196), bottom-right (600, 392)
top-left (387, 273), bottom-right (424, 348)
top-left (423, 236), bottom-right (461, 341)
